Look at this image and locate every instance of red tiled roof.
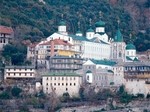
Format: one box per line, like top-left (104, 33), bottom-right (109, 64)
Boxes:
top-left (40, 39), bottom-right (72, 46)
top-left (0, 26), bottom-right (13, 34)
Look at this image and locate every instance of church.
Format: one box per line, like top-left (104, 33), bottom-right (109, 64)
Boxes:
top-left (27, 14), bottom-right (138, 64)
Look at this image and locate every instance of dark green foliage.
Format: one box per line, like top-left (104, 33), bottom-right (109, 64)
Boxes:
top-left (96, 89), bottom-right (113, 100)
top-left (146, 93), bottom-right (150, 98)
top-left (136, 93), bottom-right (145, 98)
top-left (11, 86), bottom-right (22, 97)
top-left (2, 44), bottom-right (27, 65)
top-left (0, 91), bottom-right (11, 99)
top-left (61, 92), bottom-right (70, 102)
top-left (0, 0), bottom-right (149, 51)
top-left (18, 105), bottom-right (30, 112)
top-left (79, 87), bottom-right (85, 101)
top-left (117, 85), bottom-right (133, 104)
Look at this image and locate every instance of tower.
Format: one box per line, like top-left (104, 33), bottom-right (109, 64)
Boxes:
top-left (95, 11), bottom-right (105, 33)
top-left (125, 34), bottom-right (137, 62)
top-left (75, 21), bottom-right (83, 36)
top-left (111, 20), bottom-right (126, 62)
top-left (86, 18), bottom-right (95, 40)
top-left (58, 14), bottom-right (67, 35)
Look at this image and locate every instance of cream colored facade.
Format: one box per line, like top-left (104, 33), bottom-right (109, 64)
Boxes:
top-left (4, 66), bottom-right (36, 80)
top-left (42, 73), bottom-right (82, 97)
top-left (124, 62), bottom-right (150, 97)
top-left (125, 79), bottom-right (150, 97)
top-left (112, 65), bottom-right (124, 86)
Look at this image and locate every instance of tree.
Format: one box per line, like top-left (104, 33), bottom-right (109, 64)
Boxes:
top-left (0, 91), bottom-right (10, 99)
top-left (2, 44), bottom-right (27, 65)
top-left (61, 92), bottom-right (70, 102)
top-left (11, 86), bottom-right (22, 97)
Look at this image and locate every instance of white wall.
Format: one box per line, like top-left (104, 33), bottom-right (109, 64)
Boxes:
top-left (42, 76), bottom-right (82, 97)
top-left (125, 79), bottom-right (150, 97)
top-left (82, 41), bottom-right (111, 60)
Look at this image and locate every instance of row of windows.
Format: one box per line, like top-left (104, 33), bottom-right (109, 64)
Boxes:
top-left (7, 68), bottom-right (33, 71)
top-left (46, 83), bottom-right (76, 86)
top-left (46, 77), bottom-right (76, 80)
top-left (46, 87), bottom-right (69, 91)
top-left (7, 73), bottom-right (33, 76)
top-left (125, 66), bottom-right (150, 71)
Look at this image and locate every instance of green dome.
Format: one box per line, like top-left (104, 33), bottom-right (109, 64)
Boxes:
top-left (86, 70), bottom-right (92, 73)
top-left (114, 29), bottom-right (123, 42)
top-left (76, 30), bottom-right (82, 34)
top-left (59, 20), bottom-right (66, 26)
top-left (95, 20), bottom-right (105, 27)
top-left (126, 43), bottom-right (136, 50)
top-left (87, 28), bottom-right (94, 32)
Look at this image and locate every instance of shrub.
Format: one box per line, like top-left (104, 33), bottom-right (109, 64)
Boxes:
top-left (11, 86), bottom-right (22, 97)
top-left (0, 91), bottom-right (10, 99)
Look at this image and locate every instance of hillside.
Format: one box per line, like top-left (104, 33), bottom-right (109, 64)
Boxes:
top-left (0, 0), bottom-right (150, 51)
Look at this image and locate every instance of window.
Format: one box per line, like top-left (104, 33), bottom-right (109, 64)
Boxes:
top-left (25, 73), bottom-right (27, 76)
top-left (54, 88), bottom-right (56, 90)
top-left (19, 73), bottom-right (21, 76)
top-left (47, 83), bottom-right (48, 85)
top-left (62, 77), bottom-right (64, 80)
top-left (47, 77), bottom-right (48, 80)
top-left (14, 73), bottom-right (15, 76)
top-left (8, 73), bottom-right (10, 76)
top-left (54, 77), bottom-right (56, 80)
top-left (62, 83), bottom-right (64, 86)
top-left (30, 73), bottom-right (32, 76)
top-left (54, 83), bottom-right (56, 86)
top-left (74, 77), bottom-right (76, 80)
top-left (70, 83), bottom-right (72, 86)
top-left (74, 83), bottom-right (76, 86)
top-left (66, 83), bottom-right (68, 86)
top-left (58, 83), bottom-right (60, 85)
top-left (66, 88), bottom-right (68, 91)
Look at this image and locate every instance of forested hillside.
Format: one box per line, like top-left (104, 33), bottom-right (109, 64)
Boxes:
top-left (0, 0), bottom-right (150, 51)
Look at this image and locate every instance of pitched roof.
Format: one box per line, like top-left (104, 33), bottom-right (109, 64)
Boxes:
top-left (43, 72), bottom-right (82, 77)
top-left (0, 26), bottom-right (13, 34)
top-left (91, 59), bottom-right (116, 66)
top-left (89, 37), bottom-right (109, 45)
top-left (40, 39), bottom-right (72, 46)
top-left (69, 34), bottom-right (89, 41)
top-left (5, 66), bottom-right (35, 69)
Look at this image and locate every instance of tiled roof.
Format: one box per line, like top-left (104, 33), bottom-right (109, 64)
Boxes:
top-left (0, 26), bottom-right (13, 34)
top-left (69, 34), bottom-right (89, 41)
top-left (5, 66), bottom-right (35, 69)
top-left (91, 59), bottom-right (116, 66)
top-left (40, 39), bottom-right (72, 46)
top-left (43, 72), bottom-right (82, 77)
